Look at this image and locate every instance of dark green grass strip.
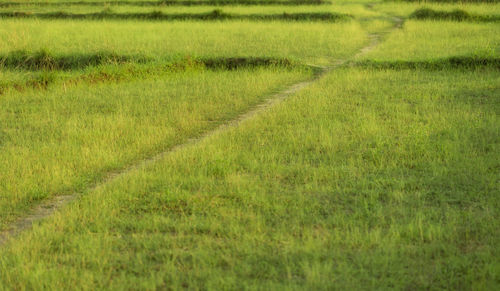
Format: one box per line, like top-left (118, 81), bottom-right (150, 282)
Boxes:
top-left (0, 50), bottom-right (296, 71)
top-left (386, 0), bottom-right (497, 3)
top-left (356, 56), bottom-right (500, 70)
top-left (0, 50), bottom-right (149, 71)
top-left (201, 57), bottom-right (294, 69)
top-left (410, 8), bottom-right (500, 22)
top-left (0, 52), bottom-right (301, 94)
top-left (0, 10), bottom-right (350, 21)
top-left (0, 0), bottom-right (330, 8)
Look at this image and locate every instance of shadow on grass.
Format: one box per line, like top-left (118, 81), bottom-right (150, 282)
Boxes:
top-left (387, 0), bottom-right (496, 3)
top-left (0, 52), bottom-right (300, 94)
top-left (0, 50), bottom-right (149, 71)
top-left (0, 0), bottom-right (330, 7)
top-left (0, 10), bottom-right (351, 22)
top-left (410, 8), bottom-right (500, 22)
top-left (201, 57), bottom-right (294, 69)
top-left (0, 50), bottom-right (298, 71)
top-left (356, 56), bottom-right (500, 70)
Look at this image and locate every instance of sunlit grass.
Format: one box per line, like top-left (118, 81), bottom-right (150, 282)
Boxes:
top-left (0, 4), bottom-right (377, 17)
top-left (0, 0), bottom-right (499, 289)
top-left (0, 67), bottom-right (310, 228)
top-left (360, 20), bottom-right (499, 61)
top-left (1, 67), bottom-right (497, 289)
top-left (0, 2), bottom-right (368, 232)
top-left (0, 19), bottom-right (366, 65)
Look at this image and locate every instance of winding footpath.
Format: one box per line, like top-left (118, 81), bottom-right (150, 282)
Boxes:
top-left (0, 17), bottom-right (403, 247)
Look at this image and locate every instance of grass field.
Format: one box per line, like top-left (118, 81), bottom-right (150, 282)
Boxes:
top-left (0, 0), bottom-right (499, 289)
top-left (0, 20), bottom-right (366, 65)
top-left (359, 21), bottom-right (499, 60)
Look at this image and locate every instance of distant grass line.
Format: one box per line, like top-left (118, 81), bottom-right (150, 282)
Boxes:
top-left (0, 10), bottom-right (350, 21)
top-left (0, 0), bottom-right (330, 8)
top-left (387, 0), bottom-right (498, 3)
top-left (356, 56), bottom-right (500, 70)
top-left (0, 52), bottom-right (301, 94)
top-left (410, 8), bottom-right (500, 22)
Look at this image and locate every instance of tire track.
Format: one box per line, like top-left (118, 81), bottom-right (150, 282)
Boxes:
top-left (0, 18), bottom-right (401, 247)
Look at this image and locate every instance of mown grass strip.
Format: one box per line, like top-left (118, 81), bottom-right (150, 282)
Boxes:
top-left (0, 0), bottom-right (330, 8)
top-left (356, 56), bottom-right (500, 70)
top-left (0, 10), bottom-right (351, 21)
top-left (410, 8), bottom-right (500, 22)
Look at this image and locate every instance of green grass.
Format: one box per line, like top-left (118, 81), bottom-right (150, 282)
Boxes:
top-left (356, 55), bottom-right (500, 69)
top-left (0, 0), bottom-right (499, 288)
top-left (360, 20), bottom-right (499, 61)
top-left (0, 10), bottom-right (367, 230)
top-left (0, 50), bottom-right (148, 70)
top-left (388, 0), bottom-right (497, 3)
top-left (0, 54), bottom-right (303, 94)
top-left (409, 7), bottom-right (500, 21)
top-left (0, 19), bottom-right (366, 65)
top-left (0, 67), bottom-right (310, 229)
top-left (0, 3), bottom-right (380, 18)
top-left (0, 10), bottom-right (352, 21)
top-left (1, 67), bottom-right (498, 289)
top-left (374, 1), bottom-right (500, 18)
top-left (0, 0), bottom-right (331, 5)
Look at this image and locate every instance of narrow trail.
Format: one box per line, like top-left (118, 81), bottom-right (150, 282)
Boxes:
top-left (0, 17), bottom-right (402, 247)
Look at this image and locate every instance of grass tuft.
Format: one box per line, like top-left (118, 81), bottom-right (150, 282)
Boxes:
top-left (201, 57), bottom-right (294, 69)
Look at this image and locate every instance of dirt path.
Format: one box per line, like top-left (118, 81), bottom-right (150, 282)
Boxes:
top-left (0, 18), bottom-right (402, 247)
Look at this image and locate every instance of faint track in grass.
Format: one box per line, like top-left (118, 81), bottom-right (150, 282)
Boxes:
top-left (0, 17), bottom-right (402, 247)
